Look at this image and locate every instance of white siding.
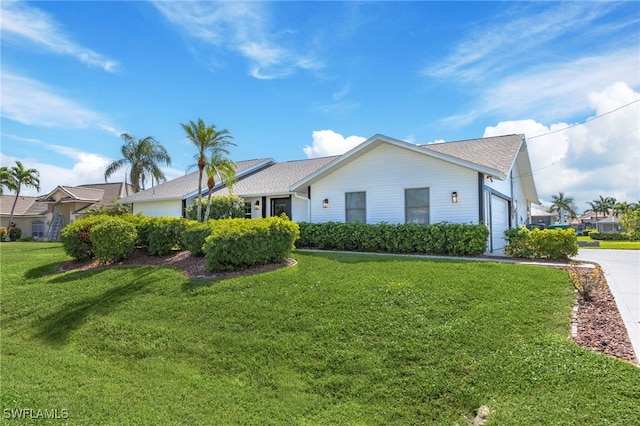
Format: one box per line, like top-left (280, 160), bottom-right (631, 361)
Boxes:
top-left (132, 200), bottom-right (182, 217)
top-left (510, 163), bottom-right (528, 227)
top-left (291, 194), bottom-right (310, 222)
top-left (485, 174), bottom-right (510, 197)
top-left (310, 143), bottom-right (480, 224)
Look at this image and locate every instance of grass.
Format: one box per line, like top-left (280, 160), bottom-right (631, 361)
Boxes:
top-left (1, 242), bottom-right (639, 425)
top-left (577, 236), bottom-right (640, 249)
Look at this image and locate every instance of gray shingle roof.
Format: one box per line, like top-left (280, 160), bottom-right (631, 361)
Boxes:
top-left (215, 156), bottom-right (339, 196)
top-left (420, 134), bottom-right (524, 178)
top-left (0, 195), bottom-right (48, 216)
top-left (119, 158), bottom-right (273, 202)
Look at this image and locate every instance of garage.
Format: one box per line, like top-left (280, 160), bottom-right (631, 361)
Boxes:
top-left (490, 195), bottom-right (510, 251)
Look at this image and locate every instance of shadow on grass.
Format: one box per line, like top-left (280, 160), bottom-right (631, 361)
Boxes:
top-left (35, 269), bottom-right (157, 347)
top-left (24, 262), bottom-right (68, 280)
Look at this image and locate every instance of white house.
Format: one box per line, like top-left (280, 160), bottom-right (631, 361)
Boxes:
top-left (119, 133), bottom-right (539, 252)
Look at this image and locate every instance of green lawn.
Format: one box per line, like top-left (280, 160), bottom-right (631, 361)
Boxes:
top-left (577, 236), bottom-right (640, 249)
top-left (1, 243), bottom-right (639, 425)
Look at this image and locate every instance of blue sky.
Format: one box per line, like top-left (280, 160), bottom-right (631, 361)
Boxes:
top-left (1, 0), bottom-right (639, 211)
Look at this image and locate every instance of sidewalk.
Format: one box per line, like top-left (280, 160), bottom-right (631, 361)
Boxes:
top-left (573, 249), bottom-right (640, 360)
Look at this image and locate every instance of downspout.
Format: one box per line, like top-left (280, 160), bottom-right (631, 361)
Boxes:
top-left (292, 192), bottom-right (311, 222)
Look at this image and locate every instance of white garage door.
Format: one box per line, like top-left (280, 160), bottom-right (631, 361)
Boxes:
top-left (491, 195), bottom-right (509, 251)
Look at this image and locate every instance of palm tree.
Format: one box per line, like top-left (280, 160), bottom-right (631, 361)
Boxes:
top-left (587, 195), bottom-right (617, 220)
top-left (6, 161), bottom-right (40, 238)
top-left (549, 192), bottom-right (576, 224)
top-left (203, 152), bottom-right (237, 221)
top-left (613, 201), bottom-right (632, 217)
top-left (181, 118), bottom-right (235, 222)
top-left (104, 133), bottom-right (172, 194)
top-left (1, 166), bottom-right (14, 195)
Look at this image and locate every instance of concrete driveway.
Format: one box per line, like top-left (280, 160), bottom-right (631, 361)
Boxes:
top-left (573, 249), bottom-right (640, 359)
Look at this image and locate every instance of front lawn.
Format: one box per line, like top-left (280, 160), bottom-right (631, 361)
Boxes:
top-left (1, 243), bottom-right (639, 424)
top-left (577, 236), bottom-right (640, 249)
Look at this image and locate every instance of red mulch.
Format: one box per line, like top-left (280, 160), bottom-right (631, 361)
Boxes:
top-left (59, 250), bottom-right (637, 364)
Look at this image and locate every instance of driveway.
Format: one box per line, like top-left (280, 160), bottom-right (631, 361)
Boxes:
top-left (573, 249), bottom-right (640, 359)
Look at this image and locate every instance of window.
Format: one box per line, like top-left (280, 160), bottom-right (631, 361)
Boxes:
top-left (346, 192), bottom-right (366, 223)
top-left (31, 220), bottom-right (45, 239)
top-left (244, 202), bottom-right (252, 219)
top-left (405, 188), bottom-right (429, 224)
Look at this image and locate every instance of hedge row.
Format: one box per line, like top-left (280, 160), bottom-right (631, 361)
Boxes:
top-left (588, 231), bottom-right (638, 241)
top-left (60, 214), bottom-right (300, 272)
top-left (504, 226), bottom-right (578, 260)
top-left (295, 221), bottom-right (489, 256)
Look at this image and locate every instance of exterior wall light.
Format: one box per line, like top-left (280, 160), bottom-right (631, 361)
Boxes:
top-left (254, 200), bottom-right (260, 210)
top-left (323, 198), bottom-right (329, 208)
top-left (451, 192), bottom-right (458, 203)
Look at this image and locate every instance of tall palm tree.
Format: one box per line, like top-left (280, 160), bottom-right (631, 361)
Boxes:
top-left (0, 166), bottom-right (14, 195)
top-left (104, 133), bottom-right (171, 194)
top-left (181, 118), bottom-right (235, 222)
top-left (203, 152), bottom-right (237, 221)
top-left (549, 192), bottom-right (576, 224)
top-left (6, 161), bottom-right (40, 237)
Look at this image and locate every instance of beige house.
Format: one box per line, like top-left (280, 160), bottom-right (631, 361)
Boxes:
top-left (0, 182), bottom-right (132, 240)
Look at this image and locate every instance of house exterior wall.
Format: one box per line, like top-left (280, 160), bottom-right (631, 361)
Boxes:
top-left (510, 162), bottom-right (529, 227)
top-left (309, 143), bottom-right (480, 224)
top-left (132, 199), bottom-right (183, 217)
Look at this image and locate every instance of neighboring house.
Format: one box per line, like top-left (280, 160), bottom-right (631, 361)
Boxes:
top-left (119, 133), bottom-right (539, 252)
top-left (0, 182), bottom-right (133, 240)
top-left (569, 211), bottom-right (602, 235)
top-left (596, 216), bottom-right (626, 233)
top-left (530, 206), bottom-right (556, 228)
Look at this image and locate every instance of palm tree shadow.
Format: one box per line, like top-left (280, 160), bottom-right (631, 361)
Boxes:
top-left (35, 269), bottom-right (156, 347)
top-left (24, 262), bottom-right (66, 279)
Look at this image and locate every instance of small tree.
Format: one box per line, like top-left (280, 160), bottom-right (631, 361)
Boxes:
top-left (186, 195), bottom-right (246, 221)
top-left (619, 205), bottom-right (640, 239)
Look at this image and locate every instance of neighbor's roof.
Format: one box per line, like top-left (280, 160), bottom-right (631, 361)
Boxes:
top-left (119, 158), bottom-right (274, 203)
top-left (0, 195), bottom-right (48, 216)
top-left (214, 156), bottom-right (339, 197)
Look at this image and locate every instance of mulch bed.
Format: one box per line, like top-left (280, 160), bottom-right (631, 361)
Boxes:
top-left (59, 250), bottom-right (637, 365)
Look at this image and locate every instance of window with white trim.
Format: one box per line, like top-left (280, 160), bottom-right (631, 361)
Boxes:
top-left (345, 192), bottom-right (366, 223)
top-left (405, 188), bottom-right (430, 224)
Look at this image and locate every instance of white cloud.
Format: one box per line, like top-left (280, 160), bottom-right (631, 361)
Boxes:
top-left (303, 130), bottom-right (366, 158)
top-left (1, 71), bottom-right (121, 136)
top-left (484, 82), bottom-right (640, 210)
top-left (1, 147), bottom-right (111, 196)
top-left (152, 1), bottom-right (322, 79)
top-left (0, 0), bottom-right (118, 72)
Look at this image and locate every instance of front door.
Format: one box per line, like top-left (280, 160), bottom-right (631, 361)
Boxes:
top-left (271, 198), bottom-right (291, 219)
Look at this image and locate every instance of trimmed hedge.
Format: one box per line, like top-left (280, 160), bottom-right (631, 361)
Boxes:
top-left (182, 221), bottom-right (215, 257)
top-left (60, 215), bottom-right (109, 260)
top-left (90, 218), bottom-right (137, 263)
top-left (186, 195), bottom-right (246, 221)
top-left (296, 221), bottom-right (489, 256)
top-left (204, 216), bottom-right (299, 272)
top-left (146, 217), bottom-right (187, 256)
top-left (504, 226), bottom-right (578, 260)
top-left (589, 231), bottom-right (637, 241)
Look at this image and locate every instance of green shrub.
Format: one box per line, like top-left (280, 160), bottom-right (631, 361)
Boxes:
top-left (90, 218), bottom-right (137, 263)
top-left (504, 226), bottom-right (535, 258)
top-left (204, 216), bottom-right (299, 272)
top-left (504, 226), bottom-right (578, 260)
top-left (182, 220), bottom-right (215, 257)
top-left (589, 231), bottom-right (635, 241)
top-left (147, 217), bottom-right (187, 256)
top-left (296, 221), bottom-right (489, 256)
top-left (186, 195), bottom-right (246, 221)
top-left (581, 228), bottom-right (595, 237)
top-left (8, 226), bottom-right (22, 241)
top-left (60, 215), bottom-right (108, 260)
top-left (0, 227), bottom-right (7, 240)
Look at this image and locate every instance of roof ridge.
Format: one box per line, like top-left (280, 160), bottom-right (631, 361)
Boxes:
top-left (420, 133), bottom-right (523, 147)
